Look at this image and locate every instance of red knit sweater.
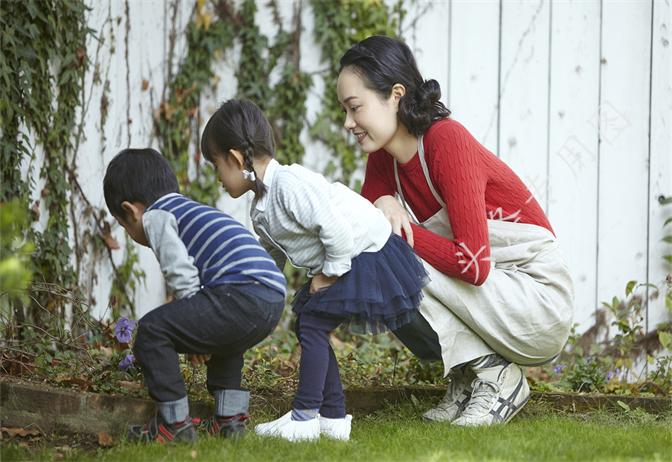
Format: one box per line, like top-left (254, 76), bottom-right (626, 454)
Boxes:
top-left (361, 118), bottom-right (554, 286)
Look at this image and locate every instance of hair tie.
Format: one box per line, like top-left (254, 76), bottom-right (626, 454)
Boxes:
top-left (242, 170), bottom-right (256, 182)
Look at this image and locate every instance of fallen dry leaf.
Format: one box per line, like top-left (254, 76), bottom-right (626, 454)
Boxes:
top-left (54, 374), bottom-right (92, 390)
top-left (118, 380), bottom-right (143, 391)
top-left (1, 427), bottom-right (41, 438)
top-left (97, 431), bottom-right (113, 447)
top-left (100, 221), bottom-right (120, 250)
top-left (98, 346), bottom-right (114, 358)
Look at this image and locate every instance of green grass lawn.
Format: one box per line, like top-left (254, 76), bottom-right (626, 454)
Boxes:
top-left (3, 403), bottom-right (671, 462)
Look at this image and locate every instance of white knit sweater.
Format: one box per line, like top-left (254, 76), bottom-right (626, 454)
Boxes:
top-left (250, 159), bottom-right (392, 277)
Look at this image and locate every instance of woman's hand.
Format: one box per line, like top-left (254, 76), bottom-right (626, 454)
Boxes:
top-left (187, 354), bottom-right (211, 366)
top-left (374, 195), bottom-right (414, 247)
top-left (310, 273), bottom-right (339, 294)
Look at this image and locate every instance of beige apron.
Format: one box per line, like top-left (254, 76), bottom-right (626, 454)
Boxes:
top-left (394, 137), bottom-right (574, 375)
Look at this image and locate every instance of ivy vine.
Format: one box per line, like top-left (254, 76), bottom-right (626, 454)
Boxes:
top-left (0, 0), bottom-right (90, 326)
top-left (1, 0), bottom-right (407, 330)
top-left (235, 0), bottom-right (312, 165)
top-left (154, 0), bottom-right (236, 204)
top-left (310, 0), bottom-right (404, 188)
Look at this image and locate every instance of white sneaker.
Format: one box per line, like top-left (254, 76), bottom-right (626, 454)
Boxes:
top-left (423, 367), bottom-right (474, 422)
top-left (319, 414), bottom-right (352, 441)
top-left (452, 362), bottom-right (530, 427)
top-left (254, 411), bottom-right (320, 442)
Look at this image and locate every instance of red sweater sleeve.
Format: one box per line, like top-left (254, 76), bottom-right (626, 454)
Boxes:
top-left (411, 123), bottom-right (491, 286)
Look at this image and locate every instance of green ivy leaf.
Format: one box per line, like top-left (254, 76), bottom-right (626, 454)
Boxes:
top-left (659, 331), bottom-right (672, 350)
top-left (625, 280), bottom-right (637, 297)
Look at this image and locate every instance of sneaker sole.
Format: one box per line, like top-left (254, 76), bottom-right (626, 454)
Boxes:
top-left (422, 411), bottom-right (460, 423)
top-left (502, 393), bottom-right (529, 424)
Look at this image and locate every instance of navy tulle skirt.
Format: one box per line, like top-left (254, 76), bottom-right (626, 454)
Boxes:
top-left (292, 234), bottom-right (430, 334)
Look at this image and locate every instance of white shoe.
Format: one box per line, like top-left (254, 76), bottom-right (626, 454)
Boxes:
top-left (423, 367), bottom-right (474, 422)
top-left (254, 411), bottom-right (320, 442)
top-left (452, 362), bottom-right (530, 427)
top-left (319, 414), bottom-right (352, 441)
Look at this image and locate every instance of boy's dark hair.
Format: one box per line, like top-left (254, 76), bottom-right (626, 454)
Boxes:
top-left (103, 148), bottom-right (179, 219)
top-left (200, 99), bottom-right (274, 198)
top-left (340, 35), bottom-right (451, 137)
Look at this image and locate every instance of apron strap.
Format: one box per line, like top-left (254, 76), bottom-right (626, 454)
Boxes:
top-left (417, 135), bottom-right (446, 208)
top-left (393, 135), bottom-right (447, 217)
top-left (393, 161), bottom-right (420, 224)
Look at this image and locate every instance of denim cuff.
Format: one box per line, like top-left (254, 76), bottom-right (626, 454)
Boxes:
top-left (156, 395), bottom-right (189, 424)
top-left (213, 389), bottom-right (250, 416)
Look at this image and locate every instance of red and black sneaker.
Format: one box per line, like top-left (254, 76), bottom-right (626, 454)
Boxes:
top-left (195, 413), bottom-right (249, 438)
top-left (128, 414), bottom-right (197, 444)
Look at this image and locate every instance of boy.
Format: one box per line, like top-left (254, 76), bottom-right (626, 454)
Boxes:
top-left (103, 148), bottom-right (286, 443)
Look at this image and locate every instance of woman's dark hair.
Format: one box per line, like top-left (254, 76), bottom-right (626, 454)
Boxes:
top-left (103, 148), bottom-right (179, 219)
top-left (340, 35), bottom-right (450, 136)
top-left (201, 99), bottom-right (275, 198)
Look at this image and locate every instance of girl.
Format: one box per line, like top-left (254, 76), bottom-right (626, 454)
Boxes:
top-left (337, 35), bottom-right (574, 426)
top-left (200, 99), bottom-right (428, 441)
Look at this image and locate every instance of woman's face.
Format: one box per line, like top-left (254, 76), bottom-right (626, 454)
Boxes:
top-left (337, 66), bottom-right (400, 153)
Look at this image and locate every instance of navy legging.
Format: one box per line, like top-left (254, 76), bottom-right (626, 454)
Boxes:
top-left (292, 313), bottom-right (346, 418)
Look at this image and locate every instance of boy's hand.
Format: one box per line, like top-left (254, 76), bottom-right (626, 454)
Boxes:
top-left (310, 273), bottom-right (338, 294)
top-left (188, 354), bottom-right (211, 366)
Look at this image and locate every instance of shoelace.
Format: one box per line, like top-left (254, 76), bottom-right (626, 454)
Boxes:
top-left (459, 379), bottom-right (501, 418)
top-left (195, 417), bottom-right (219, 435)
top-left (196, 415), bottom-right (248, 435)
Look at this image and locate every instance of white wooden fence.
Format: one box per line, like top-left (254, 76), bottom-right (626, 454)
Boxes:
top-left (60, 0), bottom-right (671, 336)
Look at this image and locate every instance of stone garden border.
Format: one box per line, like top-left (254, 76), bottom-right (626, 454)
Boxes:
top-left (1, 377), bottom-right (670, 437)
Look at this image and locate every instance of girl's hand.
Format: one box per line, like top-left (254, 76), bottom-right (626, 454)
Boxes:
top-left (374, 195), bottom-right (414, 247)
top-left (188, 354), bottom-right (211, 366)
top-left (310, 273), bottom-right (339, 294)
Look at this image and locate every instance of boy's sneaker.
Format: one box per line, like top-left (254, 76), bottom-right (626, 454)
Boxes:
top-left (127, 414), bottom-right (197, 444)
top-left (423, 367), bottom-right (474, 422)
top-left (452, 362), bottom-right (530, 427)
top-left (195, 413), bottom-right (249, 438)
top-left (319, 414), bottom-right (352, 441)
top-left (254, 411), bottom-right (320, 442)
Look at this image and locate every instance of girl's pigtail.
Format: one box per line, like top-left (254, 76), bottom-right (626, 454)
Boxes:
top-left (242, 140), bottom-right (267, 198)
top-left (237, 102), bottom-right (268, 198)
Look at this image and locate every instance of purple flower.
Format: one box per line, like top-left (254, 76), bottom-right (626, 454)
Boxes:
top-left (114, 317), bottom-right (136, 344)
top-left (118, 354), bottom-right (135, 371)
top-left (606, 368), bottom-right (621, 381)
top-left (553, 364), bottom-right (566, 374)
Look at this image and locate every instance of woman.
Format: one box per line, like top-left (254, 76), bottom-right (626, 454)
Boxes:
top-left (336, 36), bottom-right (574, 426)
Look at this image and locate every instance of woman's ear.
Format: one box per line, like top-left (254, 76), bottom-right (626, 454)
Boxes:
top-left (227, 149), bottom-right (245, 169)
top-left (391, 83), bottom-right (406, 102)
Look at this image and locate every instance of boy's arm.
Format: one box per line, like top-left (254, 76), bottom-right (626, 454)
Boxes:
top-left (143, 209), bottom-right (201, 298)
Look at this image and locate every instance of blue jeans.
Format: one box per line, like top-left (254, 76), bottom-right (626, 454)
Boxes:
top-left (134, 283), bottom-right (283, 404)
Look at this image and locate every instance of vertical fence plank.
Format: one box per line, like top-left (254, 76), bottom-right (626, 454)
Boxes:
top-left (547, 1), bottom-right (601, 331)
top-left (596, 1), bottom-right (652, 324)
top-left (406, 1), bottom-right (451, 109)
top-left (498, 0), bottom-right (551, 212)
top-left (647, 0), bottom-right (672, 333)
top-left (449, 0), bottom-right (500, 153)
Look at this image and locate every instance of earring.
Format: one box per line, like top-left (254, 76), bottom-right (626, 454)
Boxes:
top-left (242, 170), bottom-right (256, 182)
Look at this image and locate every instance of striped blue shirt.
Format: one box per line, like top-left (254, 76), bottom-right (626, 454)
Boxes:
top-left (146, 193), bottom-right (286, 296)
